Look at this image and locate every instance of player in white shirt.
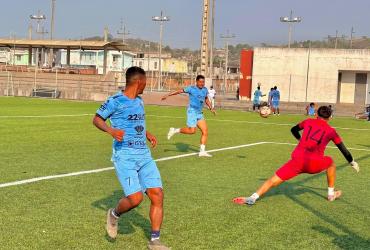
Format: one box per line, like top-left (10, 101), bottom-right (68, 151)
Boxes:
top-left (208, 86), bottom-right (216, 109)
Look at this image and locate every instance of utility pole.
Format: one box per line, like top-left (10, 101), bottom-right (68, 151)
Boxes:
top-left (117, 18), bottom-right (130, 70)
top-left (50, 0), bottom-right (56, 67)
top-left (50, 0), bottom-right (56, 40)
top-left (200, 0), bottom-right (210, 76)
top-left (152, 11), bottom-right (170, 91)
top-left (209, 0), bottom-right (215, 81)
top-left (220, 30), bottom-right (235, 93)
top-left (350, 26), bottom-right (355, 49)
top-left (335, 30), bottom-right (338, 49)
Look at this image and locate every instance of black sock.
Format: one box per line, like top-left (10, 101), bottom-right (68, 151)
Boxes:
top-left (112, 208), bottom-right (121, 218)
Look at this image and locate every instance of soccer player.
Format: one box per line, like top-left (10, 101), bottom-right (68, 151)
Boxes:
top-left (233, 106), bottom-right (359, 205)
top-left (252, 86), bottom-right (266, 111)
top-left (208, 85), bottom-right (216, 109)
top-left (271, 86), bottom-right (280, 115)
top-left (93, 67), bottom-right (169, 250)
top-left (268, 88), bottom-right (274, 106)
top-left (161, 75), bottom-right (216, 157)
top-left (306, 102), bottom-right (316, 116)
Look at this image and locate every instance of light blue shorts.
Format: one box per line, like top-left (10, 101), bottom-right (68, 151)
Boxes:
top-left (111, 151), bottom-right (162, 197)
top-left (187, 108), bottom-right (204, 128)
top-left (272, 100), bottom-right (280, 109)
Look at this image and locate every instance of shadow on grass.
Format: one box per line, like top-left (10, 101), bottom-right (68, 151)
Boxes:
top-left (312, 225), bottom-right (370, 249)
top-left (163, 142), bottom-right (199, 153)
top-left (91, 190), bottom-right (151, 241)
top-left (257, 154), bottom-right (370, 249)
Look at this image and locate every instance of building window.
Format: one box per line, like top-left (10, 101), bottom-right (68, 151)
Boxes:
top-left (113, 55), bottom-right (119, 62)
top-left (16, 55), bottom-right (22, 61)
top-left (139, 61), bottom-right (143, 68)
top-left (154, 62), bottom-right (158, 69)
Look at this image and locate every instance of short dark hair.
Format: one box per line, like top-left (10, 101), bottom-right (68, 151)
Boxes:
top-left (317, 106), bottom-right (332, 119)
top-left (196, 75), bottom-right (205, 81)
top-left (270, 88), bottom-right (274, 91)
top-left (274, 86), bottom-right (277, 90)
top-left (257, 86), bottom-right (260, 90)
top-left (310, 102), bottom-right (315, 106)
top-left (126, 66), bottom-right (146, 84)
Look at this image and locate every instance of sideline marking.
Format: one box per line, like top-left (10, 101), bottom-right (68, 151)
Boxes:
top-left (0, 142), bottom-right (267, 188)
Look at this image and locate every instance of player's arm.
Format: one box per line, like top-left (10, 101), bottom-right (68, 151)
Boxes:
top-left (205, 96), bottom-right (216, 115)
top-left (290, 124), bottom-right (303, 140)
top-left (93, 99), bottom-right (124, 142)
top-left (146, 131), bottom-right (157, 148)
top-left (93, 115), bottom-right (124, 142)
top-left (335, 142), bottom-right (359, 172)
top-left (161, 89), bottom-right (185, 100)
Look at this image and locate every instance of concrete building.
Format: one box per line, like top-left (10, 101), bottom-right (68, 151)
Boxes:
top-left (59, 50), bottom-right (135, 74)
top-left (133, 53), bottom-right (188, 74)
top-left (251, 48), bottom-right (370, 105)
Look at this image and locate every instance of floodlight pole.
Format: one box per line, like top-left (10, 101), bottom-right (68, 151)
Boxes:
top-left (152, 11), bottom-right (170, 91)
top-left (220, 30), bottom-right (235, 94)
top-left (280, 10), bottom-right (302, 48)
top-left (117, 18), bottom-right (130, 70)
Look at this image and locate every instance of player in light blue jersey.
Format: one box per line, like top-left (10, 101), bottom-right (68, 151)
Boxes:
top-left (161, 75), bottom-right (216, 157)
top-left (93, 67), bottom-right (169, 250)
top-left (252, 86), bottom-right (266, 111)
top-left (271, 86), bottom-right (281, 115)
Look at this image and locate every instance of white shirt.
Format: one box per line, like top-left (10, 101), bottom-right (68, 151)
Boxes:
top-left (208, 89), bottom-right (216, 99)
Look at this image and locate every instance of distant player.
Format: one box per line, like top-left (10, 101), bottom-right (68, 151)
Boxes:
top-left (271, 86), bottom-right (280, 115)
top-left (252, 86), bottom-right (266, 111)
top-left (93, 67), bottom-right (169, 250)
top-left (233, 106), bottom-right (359, 205)
top-left (306, 102), bottom-right (316, 116)
top-left (161, 75), bottom-right (216, 157)
top-left (268, 88), bottom-right (274, 106)
top-left (208, 85), bottom-right (216, 109)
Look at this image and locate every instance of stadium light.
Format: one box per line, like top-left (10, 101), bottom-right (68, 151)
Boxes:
top-left (280, 10), bottom-right (302, 48)
top-left (152, 11), bottom-right (170, 91)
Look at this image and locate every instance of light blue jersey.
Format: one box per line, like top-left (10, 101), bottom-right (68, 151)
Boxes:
top-left (308, 106), bottom-right (315, 116)
top-left (271, 90), bottom-right (280, 101)
top-left (253, 90), bottom-right (262, 104)
top-left (96, 91), bottom-right (162, 197)
top-left (96, 91), bottom-right (149, 155)
top-left (184, 85), bottom-right (209, 112)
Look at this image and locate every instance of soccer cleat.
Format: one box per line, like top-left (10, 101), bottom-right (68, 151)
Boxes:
top-left (350, 161), bottom-right (360, 173)
top-left (199, 151), bottom-right (212, 157)
top-left (328, 190), bottom-right (342, 202)
top-left (106, 208), bottom-right (118, 239)
top-left (232, 197), bottom-right (256, 205)
top-left (148, 239), bottom-right (171, 250)
top-left (167, 128), bottom-right (176, 140)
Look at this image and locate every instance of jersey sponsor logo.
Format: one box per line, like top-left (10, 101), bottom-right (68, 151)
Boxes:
top-left (134, 125), bottom-right (145, 135)
top-left (99, 103), bottom-right (107, 111)
top-left (127, 114), bottom-right (145, 121)
top-left (127, 140), bottom-right (146, 147)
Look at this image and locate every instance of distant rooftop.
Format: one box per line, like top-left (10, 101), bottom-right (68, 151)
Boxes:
top-left (0, 39), bottom-right (127, 51)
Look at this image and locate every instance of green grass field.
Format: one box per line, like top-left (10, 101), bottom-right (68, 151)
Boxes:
top-left (0, 97), bottom-right (369, 250)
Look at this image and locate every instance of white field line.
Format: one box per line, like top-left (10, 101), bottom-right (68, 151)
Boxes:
top-left (0, 142), bottom-right (267, 189)
top-left (0, 114), bottom-right (92, 118)
top-left (0, 113), bottom-right (368, 131)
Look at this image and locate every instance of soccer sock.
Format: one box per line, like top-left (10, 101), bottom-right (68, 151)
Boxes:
top-left (200, 144), bottom-right (206, 152)
top-left (111, 208), bottom-right (121, 218)
top-left (174, 128), bottom-right (180, 133)
top-left (151, 231), bottom-right (160, 241)
top-left (328, 187), bottom-right (335, 196)
top-left (251, 193), bottom-right (260, 201)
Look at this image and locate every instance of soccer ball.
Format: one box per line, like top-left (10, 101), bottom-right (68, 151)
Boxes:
top-left (260, 106), bottom-right (271, 118)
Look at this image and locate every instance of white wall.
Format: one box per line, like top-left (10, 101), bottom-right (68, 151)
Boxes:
top-left (252, 48), bottom-right (370, 104)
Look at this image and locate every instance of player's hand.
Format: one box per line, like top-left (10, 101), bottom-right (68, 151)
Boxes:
top-left (108, 128), bottom-right (125, 142)
top-left (210, 109), bottom-right (216, 116)
top-left (146, 132), bottom-right (157, 148)
top-left (350, 161), bottom-right (360, 173)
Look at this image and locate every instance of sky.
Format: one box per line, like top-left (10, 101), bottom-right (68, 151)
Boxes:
top-left (1, 0), bottom-right (370, 49)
